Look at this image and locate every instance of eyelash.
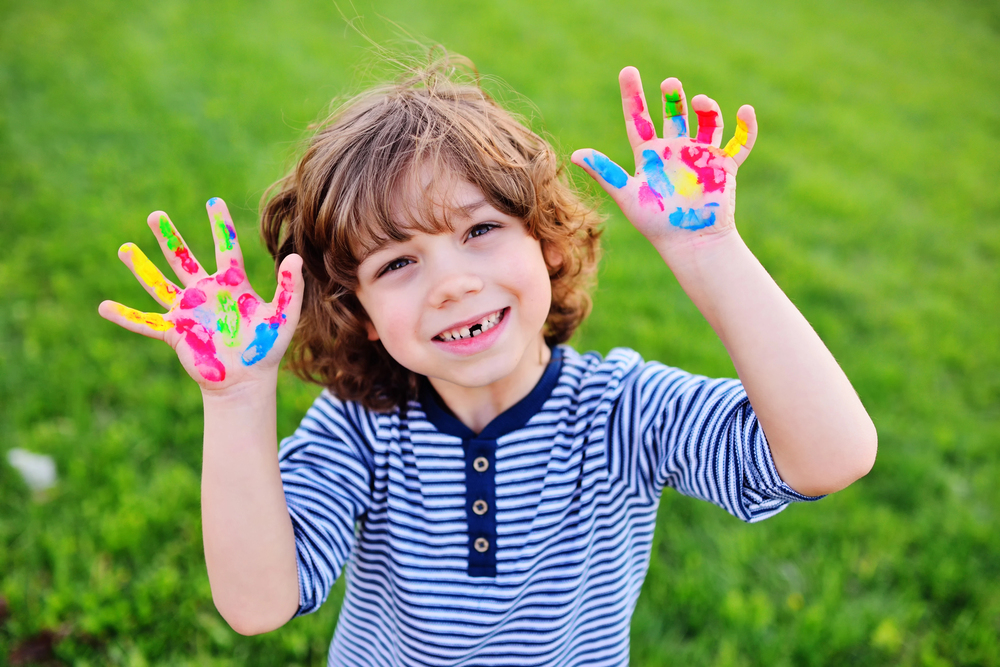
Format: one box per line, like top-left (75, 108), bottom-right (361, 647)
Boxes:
top-left (374, 223), bottom-right (501, 277)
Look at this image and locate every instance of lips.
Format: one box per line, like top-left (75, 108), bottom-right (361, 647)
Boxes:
top-left (434, 308), bottom-right (507, 341)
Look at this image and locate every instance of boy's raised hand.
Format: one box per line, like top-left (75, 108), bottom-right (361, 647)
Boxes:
top-left (572, 67), bottom-right (757, 248)
top-left (98, 198), bottom-right (304, 391)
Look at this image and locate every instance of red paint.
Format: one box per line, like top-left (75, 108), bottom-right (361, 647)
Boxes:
top-left (238, 293), bottom-right (260, 319)
top-left (680, 146), bottom-right (727, 193)
top-left (179, 289), bottom-right (207, 310)
top-left (631, 94), bottom-right (655, 141)
top-left (266, 270), bottom-right (295, 325)
top-left (174, 318), bottom-right (226, 382)
top-left (175, 248), bottom-right (200, 276)
top-left (217, 260), bottom-right (245, 287)
top-left (638, 182), bottom-right (665, 211)
top-left (695, 109), bottom-right (720, 144)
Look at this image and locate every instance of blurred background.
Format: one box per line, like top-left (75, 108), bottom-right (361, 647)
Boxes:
top-left (1, 0), bottom-right (998, 665)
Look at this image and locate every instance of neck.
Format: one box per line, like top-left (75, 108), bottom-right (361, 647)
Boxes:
top-left (428, 337), bottom-right (552, 434)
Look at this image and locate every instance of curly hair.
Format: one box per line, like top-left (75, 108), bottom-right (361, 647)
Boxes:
top-left (261, 52), bottom-right (603, 412)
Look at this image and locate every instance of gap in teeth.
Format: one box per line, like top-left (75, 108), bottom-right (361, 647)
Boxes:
top-left (439, 309), bottom-right (504, 341)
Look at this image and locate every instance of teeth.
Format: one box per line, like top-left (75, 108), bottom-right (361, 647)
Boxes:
top-left (437, 309), bottom-right (504, 341)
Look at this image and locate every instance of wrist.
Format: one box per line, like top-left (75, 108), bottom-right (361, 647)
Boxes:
top-left (652, 226), bottom-right (748, 276)
top-left (201, 376), bottom-right (278, 409)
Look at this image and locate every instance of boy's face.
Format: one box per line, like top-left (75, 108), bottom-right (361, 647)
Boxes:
top-left (355, 178), bottom-right (552, 396)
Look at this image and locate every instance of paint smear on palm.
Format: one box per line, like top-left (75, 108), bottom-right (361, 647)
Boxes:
top-left (664, 90), bottom-right (687, 136)
top-left (638, 146), bottom-right (726, 230)
top-left (114, 304), bottom-right (173, 332)
top-left (174, 318), bottom-right (226, 382)
top-left (629, 94), bottom-right (655, 142)
top-left (158, 215), bottom-right (200, 275)
top-left (120, 243), bottom-right (179, 305)
top-left (216, 291), bottom-right (240, 346)
top-left (242, 270), bottom-right (294, 366)
top-left (723, 118), bottom-right (750, 158)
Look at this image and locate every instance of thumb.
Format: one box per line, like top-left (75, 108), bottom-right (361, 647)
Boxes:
top-left (571, 149), bottom-right (632, 206)
top-left (272, 253), bottom-right (304, 331)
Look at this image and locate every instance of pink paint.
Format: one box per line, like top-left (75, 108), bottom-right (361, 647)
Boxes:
top-left (631, 94), bottom-right (655, 142)
top-left (680, 146), bottom-right (727, 193)
top-left (174, 318), bottom-right (226, 382)
top-left (179, 289), bottom-right (207, 310)
top-left (238, 293), bottom-right (260, 319)
top-left (638, 182), bottom-right (665, 211)
top-left (695, 109), bottom-right (720, 144)
top-left (216, 260), bottom-right (245, 287)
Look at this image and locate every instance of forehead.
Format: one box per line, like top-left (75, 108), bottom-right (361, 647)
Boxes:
top-left (354, 169), bottom-right (489, 259)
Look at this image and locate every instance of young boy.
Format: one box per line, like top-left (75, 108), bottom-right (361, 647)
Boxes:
top-left (99, 55), bottom-right (876, 666)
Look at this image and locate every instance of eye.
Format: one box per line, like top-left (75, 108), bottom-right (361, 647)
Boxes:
top-left (376, 257), bottom-right (413, 277)
top-left (466, 223), bottom-right (499, 240)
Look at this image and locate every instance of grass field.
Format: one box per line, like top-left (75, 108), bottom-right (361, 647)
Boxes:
top-left (2, 0), bottom-right (999, 664)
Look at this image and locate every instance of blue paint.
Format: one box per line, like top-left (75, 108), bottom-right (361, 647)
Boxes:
top-left (191, 306), bottom-right (215, 329)
top-left (642, 150), bottom-right (675, 197)
top-left (242, 321), bottom-right (279, 366)
top-left (671, 116), bottom-right (688, 136)
top-left (669, 203), bottom-right (718, 230)
top-left (584, 152), bottom-right (628, 189)
top-left (208, 197), bottom-right (220, 206)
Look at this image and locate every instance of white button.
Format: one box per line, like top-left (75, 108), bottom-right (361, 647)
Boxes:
top-left (474, 537), bottom-right (490, 553)
top-left (472, 499), bottom-right (488, 515)
top-left (473, 457), bottom-right (489, 472)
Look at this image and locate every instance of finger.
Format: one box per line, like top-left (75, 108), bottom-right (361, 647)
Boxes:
top-left (570, 148), bottom-right (631, 206)
top-left (118, 243), bottom-right (182, 308)
top-left (206, 197), bottom-right (247, 283)
top-left (692, 94), bottom-right (724, 147)
top-left (240, 254), bottom-right (304, 367)
top-left (722, 105), bottom-right (758, 167)
top-left (619, 66), bottom-right (657, 148)
top-left (660, 78), bottom-right (689, 139)
top-left (98, 300), bottom-right (172, 340)
top-left (147, 211), bottom-right (208, 284)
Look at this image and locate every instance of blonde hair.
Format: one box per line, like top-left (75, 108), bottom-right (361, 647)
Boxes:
top-left (261, 52), bottom-right (603, 411)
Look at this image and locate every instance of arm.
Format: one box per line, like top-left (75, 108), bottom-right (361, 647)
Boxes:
top-left (573, 67), bottom-right (876, 497)
top-left (98, 198), bottom-right (303, 633)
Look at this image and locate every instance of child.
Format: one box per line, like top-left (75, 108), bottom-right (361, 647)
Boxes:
top-left (99, 54), bottom-right (876, 666)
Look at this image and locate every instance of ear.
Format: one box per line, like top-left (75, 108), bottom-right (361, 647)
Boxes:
top-left (541, 240), bottom-right (564, 274)
top-left (365, 319), bottom-right (380, 341)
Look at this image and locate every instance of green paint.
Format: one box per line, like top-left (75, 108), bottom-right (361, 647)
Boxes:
top-left (214, 213), bottom-right (235, 251)
top-left (665, 90), bottom-right (684, 117)
top-left (216, 290), bottom-right (240, 346)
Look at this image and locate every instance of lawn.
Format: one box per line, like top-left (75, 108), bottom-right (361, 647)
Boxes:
top-left (1, 0), bottom-right (998, 664)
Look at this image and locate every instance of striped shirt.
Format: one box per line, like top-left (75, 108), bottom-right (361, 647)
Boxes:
top-left (278, 346), bottom-right (818, 666)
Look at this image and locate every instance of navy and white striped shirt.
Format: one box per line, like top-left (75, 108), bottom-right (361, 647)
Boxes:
top-left (278, 346), bottom-right (818, 666)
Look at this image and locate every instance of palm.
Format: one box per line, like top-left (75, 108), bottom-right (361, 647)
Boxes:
top-left (99, 198), bottom-right (302, 390)
top-left (573, 67), bottom-right (757, 245)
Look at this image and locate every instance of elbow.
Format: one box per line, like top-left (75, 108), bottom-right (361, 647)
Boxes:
top-left (214, 593), bottom-right (297, 637)
top-left (799, 418), bottom-right (878, 497)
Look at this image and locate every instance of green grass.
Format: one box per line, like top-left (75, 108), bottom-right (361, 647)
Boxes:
top-left (2, 0), bottom-right (998, 664)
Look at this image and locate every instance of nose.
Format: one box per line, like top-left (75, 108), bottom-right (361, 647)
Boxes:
top-left (426, 256), bottom-right (484, 307)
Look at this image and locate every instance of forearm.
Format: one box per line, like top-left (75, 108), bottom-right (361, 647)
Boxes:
top-left (657, 231), bottom-right (877, 496)
top-left (201, 380), bottom-right (299, 634)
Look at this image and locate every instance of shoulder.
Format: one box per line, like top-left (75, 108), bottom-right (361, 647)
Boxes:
top-left (278, 389), bottom-right (396, 468)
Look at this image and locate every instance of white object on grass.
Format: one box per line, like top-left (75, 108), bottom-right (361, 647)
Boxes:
top-left (6, 448), bottom-right (58, 491)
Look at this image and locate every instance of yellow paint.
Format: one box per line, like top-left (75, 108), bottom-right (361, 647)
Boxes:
top-left (121, 243), bottom-right (179, 305)
top-left (115, 303), bottom-right (173, 332)
top-left (673, 166), bottom-right (702, 198)
top-left (723, 118), bottom-right (749, 158)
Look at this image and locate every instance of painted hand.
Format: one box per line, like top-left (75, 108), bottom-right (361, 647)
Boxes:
top-left (98, 198), bottom-right (303, 389)
top-left (572, 67), bottom-right (757, 246)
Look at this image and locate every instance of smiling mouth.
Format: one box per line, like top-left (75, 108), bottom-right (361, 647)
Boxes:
top-left (434, 308), bottom-right (507, 341)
